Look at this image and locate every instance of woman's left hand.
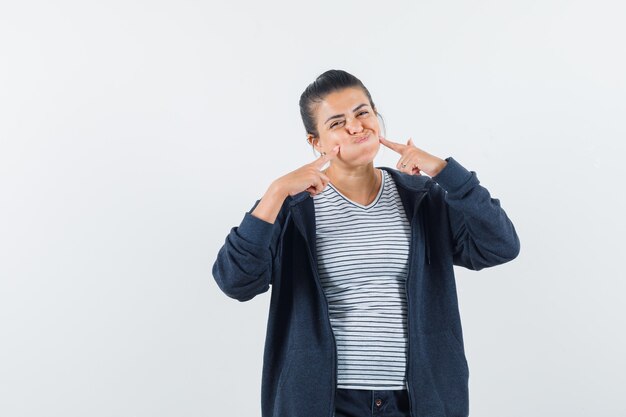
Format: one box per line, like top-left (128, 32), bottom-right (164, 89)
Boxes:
top-left (379, 136), bottom-right (447, 177)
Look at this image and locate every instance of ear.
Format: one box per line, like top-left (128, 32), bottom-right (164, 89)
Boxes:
top-left (308, 135), bottom-right (320, 149)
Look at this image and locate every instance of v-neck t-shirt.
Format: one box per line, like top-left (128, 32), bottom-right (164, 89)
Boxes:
top-left (312, 169), bottom-right (412, 390)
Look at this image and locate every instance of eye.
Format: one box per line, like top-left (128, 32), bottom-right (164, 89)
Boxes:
top-left (329, 111), bottom-right (369, 128)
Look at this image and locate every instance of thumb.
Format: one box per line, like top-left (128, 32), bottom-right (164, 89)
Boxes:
top-left (407, 138), bottom-right (414, 147)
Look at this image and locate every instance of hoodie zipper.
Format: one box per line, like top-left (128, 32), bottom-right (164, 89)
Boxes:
top-left (405, 192), bottom-right (428, 417)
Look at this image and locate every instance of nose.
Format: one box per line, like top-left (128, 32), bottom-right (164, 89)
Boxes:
top-left (345, 117), bottom-right (364, 134)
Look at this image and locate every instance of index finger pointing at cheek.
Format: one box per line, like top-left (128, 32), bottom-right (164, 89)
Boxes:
top-left (314, 144), bottom-right (340, 169)
top-left (379, 136), bottom-right (404, 154)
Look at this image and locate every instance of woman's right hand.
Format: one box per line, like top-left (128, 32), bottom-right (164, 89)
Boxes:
top-left (274, 145), bottom-right (340, 197)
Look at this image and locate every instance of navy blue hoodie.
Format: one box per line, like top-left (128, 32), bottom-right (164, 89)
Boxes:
top-left (212, 157), bottom-right (520, 417)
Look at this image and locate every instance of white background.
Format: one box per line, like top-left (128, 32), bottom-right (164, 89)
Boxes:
top-left (1, 0), bottom-right (625, 416)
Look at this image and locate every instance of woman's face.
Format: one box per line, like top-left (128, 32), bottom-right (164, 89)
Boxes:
top-left (311, 87), bottom-right (381, 167)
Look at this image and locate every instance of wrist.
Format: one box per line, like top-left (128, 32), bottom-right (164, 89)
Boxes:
top-left (429, 159), bottom-right (448, 177)
top-left (268, 181), bottom-right (288, 200)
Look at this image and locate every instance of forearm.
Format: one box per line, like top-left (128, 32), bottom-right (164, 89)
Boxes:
top-left (212, 196), bottom-right (283, 301)
top-left (433, 157), bottom-right (520, 269)
top-left (250, 182), bottom-right (288, 224)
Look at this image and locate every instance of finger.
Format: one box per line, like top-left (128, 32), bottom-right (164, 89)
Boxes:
top-left (309, 172), bottom-right (330, 197)
top-left (378, 136), bottom-right (405, 154)
top-left (397, 159), bottom-right (415, 174)
top-left (306, 184), bottom-right (321, 196)
top-left (313, 144), bottom-right (340, 169)
top-left (410, 164), bottom-right (422, 176)
top-left (407, 138), bottom-right (415, 147)
top-left (398, 163), bottom-right (410, 174)
top-left (311, 177), bottom-right (324, 194)
top-left (397, 158), bottom-right (409, 170)
top-left (400, 161), bottom-right (421, 176)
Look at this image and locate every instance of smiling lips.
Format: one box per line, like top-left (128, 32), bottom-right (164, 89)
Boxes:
top-left (354, 134), bottom-right (369, 144)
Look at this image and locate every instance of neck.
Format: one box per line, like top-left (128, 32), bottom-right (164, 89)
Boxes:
top-left (324, 163), bottom-right (381, 204)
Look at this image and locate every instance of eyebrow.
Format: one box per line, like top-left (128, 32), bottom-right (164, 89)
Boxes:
top-left (324, 103), bottom-right (369, 125)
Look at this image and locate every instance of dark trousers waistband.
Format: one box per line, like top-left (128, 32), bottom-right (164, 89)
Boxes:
top-left (334, 388), bottom-right (411, 417)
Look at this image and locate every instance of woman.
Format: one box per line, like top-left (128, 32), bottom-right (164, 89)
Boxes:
top-left (212, 70), bottom-right (520, 417)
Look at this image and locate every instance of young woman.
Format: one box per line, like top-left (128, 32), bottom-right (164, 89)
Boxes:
top-left (212, 69), bottom-right (520, 417)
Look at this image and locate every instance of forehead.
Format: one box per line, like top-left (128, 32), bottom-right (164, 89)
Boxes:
top-left (317, 87), bottom-right (369, 115)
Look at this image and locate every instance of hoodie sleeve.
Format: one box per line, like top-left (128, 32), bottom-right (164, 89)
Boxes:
top-left (431, 157), bottom-right (520, 271)
top-left (211, 198), bottom-right (287, 301)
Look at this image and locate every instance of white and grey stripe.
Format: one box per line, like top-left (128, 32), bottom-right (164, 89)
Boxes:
top-left (313, 169), bottom-right (411, 390)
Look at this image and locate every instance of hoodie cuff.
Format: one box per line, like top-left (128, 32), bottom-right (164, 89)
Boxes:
top-left (431, 157), bottom-right (476, 194)
top-left (236, 211), bottom-right (276, 248)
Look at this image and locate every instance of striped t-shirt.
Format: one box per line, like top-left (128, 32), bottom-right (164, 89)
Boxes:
top-left (313, 169), bottom-right (411, 390)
